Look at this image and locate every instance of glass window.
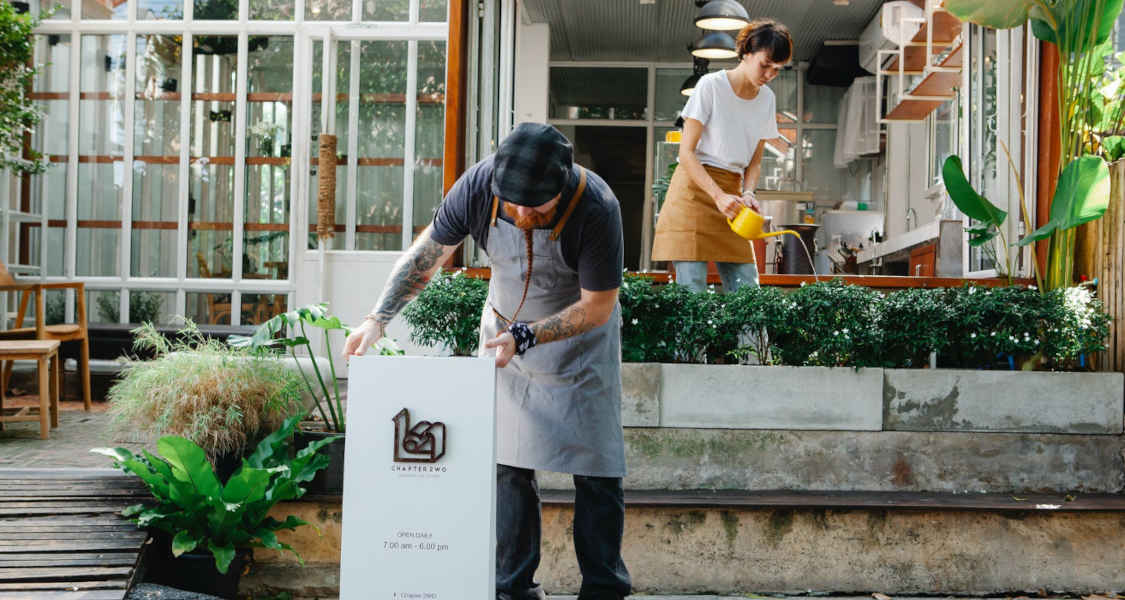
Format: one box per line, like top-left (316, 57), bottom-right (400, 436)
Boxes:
top-left (413, 41), bottom-right (447, 242)
top-left (759, 127), bottom-right (797, 191)
top-left (138, 0), bottom-right (184, 19)
top-left (83, 0), bottom-right (126, 19)
top-left (194, 0), bottom-right (238, 20)
top-left (800, 129), bottom-right (848, 204)
top-left (88, 290), bottom-right (121, 324)
top-left (306, 0), bottom-right (350, 20)
top-left (189, 37), bottom-right (237, 278)
top-left (250, 0), bottom-right (293, 19)
top-left (78, 35), bottom-right (127, 277)
top-left (29, 35), bottom-right (70, 277)
top-left (186, 290), bottom-right (235, 324)
top-left (364, 0), bottom-right (408, 21)
top-left (356, 40), bottom-right (408, 251)
top-left (128, 290), bottom-right (175, 324)
top-left (772, 69), bottom-right (797, 124)
top-left (31, 0), bottom-right (70, 20)
top-left (548, 67), bottom-right (647, 120)
top-left (803, 81), bottom-right (846, 123)
top-left (930, 98), bottom-right (957, 186)
top-left (242, 292), bottom-right (287, 325)
top-left (308, 40), bottom-right (350, 250)
top-left (133, 34), bottom-right (181, 278)
top-left (653, 67), bottom-right (691, 122)
top-left (245, 37), bottom-right (293, 280)
top-left (420, 0), bottom-right (446, 22)
top-left (968, 26), bottom-right (997, 272)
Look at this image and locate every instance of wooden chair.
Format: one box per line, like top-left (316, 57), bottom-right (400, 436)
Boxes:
top-left (0, 340), bottom-right (61, 439)
top-left (0, 263), bottom-right (90, 411)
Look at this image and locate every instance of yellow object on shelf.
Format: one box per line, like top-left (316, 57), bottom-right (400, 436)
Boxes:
top-left (665, 131), bottom-right (681, 143)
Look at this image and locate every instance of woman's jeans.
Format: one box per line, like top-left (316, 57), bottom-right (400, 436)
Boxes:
top-left (672, 261), bottom-right (760, 292)
top-left (497, 464), bottom-right (631, 599)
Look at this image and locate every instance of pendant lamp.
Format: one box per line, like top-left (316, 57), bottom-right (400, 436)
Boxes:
top-left (694, 0), bottom-right (750, 31)
top-left (691, 30), bottom-right (737, 60)
top-left (680, 57), bottom-right (711, 96)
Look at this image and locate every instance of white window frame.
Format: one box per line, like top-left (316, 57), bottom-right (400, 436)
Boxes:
top-left (30, 0), bottom-right (447, 326)
top-left (958, 23), bottom-right (1038, 279)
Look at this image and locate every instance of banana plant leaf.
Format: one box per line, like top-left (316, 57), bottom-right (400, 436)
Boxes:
top-left (942, 155), bottom-right (1008, 225)
top-left (1020, 155), bottom-right (1111, 244)
top-left (1029, 0), bottom-right (1123, 53)
top-left (1104, 136), bottom-right (1125, 162)
top-left (944, 0), bottom-right (1036, 28)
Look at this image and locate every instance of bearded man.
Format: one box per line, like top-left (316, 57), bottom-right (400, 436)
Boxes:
top-left (344, 123), bottom-right (631, 600)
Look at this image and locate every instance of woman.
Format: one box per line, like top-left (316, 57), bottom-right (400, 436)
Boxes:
top-left (652, 18), bottom-right (793, 292)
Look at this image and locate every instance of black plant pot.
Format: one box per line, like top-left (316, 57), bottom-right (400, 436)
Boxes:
top-left (146, 532), bottom-right (251, 599)
top-left (295, 430), bottom-right (345, 495)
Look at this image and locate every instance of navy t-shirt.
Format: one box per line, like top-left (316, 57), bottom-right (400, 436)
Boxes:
top-left (430, 155), bottom-right (624, 292)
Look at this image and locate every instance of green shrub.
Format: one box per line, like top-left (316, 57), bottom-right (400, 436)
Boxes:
top-left (108, 321), bottom-right (304, 463)
top-left (1040, 285), bottom-right (1110, 369)
top-left (619, 273), bottom-right (673, 363)
top-left (877, 288), bottom-right (955, 368)
top-left (721, 285), bottom-right (788, 365)
top-left (941, 285), bottom-right (1046, 369)
top-left (96, 290), bottom-right (165, 324)
top-left (772, 280), bottom-right (883, 367)
top-left (402, 270), bottom-right (488, 356)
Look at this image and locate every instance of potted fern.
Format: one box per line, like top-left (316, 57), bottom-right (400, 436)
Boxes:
top-left (93, 414), bottom-right (338, 598)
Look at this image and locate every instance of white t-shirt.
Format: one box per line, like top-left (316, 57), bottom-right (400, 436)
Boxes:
top-left (681, 70), bottom-right (780, 175)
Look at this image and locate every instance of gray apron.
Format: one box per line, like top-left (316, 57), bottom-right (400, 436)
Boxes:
top-left (478, 167), bottom-right (626, 477)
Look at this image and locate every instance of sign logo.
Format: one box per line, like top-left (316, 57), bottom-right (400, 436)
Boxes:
top-left (392, 408), bottom-right (447, 463)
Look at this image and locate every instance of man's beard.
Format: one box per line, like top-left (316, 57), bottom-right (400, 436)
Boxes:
top-left (503, 202), bottom-right (557, 230)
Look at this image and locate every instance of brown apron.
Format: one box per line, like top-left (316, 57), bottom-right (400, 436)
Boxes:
top-left (651, 164), bottom-right (754, 263)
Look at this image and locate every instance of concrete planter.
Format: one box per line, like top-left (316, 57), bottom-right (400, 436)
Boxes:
top-left (622, 363), bottom-right (883, 431)
top-left (621, 363), bottom-right (1124, 435)
top-left (884, 369), bottom-right (1124, 434)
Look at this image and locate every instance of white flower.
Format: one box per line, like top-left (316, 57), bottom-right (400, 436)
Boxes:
top-left (991, 331), bottom-right (996, 337)
top-left (971, 333), bottom-right (977, 339)
top-left (842, 328), bottom-right (849, 334)
top-left (833, 330), bottom-right (839, 336)
top-left (631, 318), bottom-right (639, 325)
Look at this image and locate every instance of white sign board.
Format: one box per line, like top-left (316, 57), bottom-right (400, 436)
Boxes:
top-left (341, 356), bottom-right (496, 600)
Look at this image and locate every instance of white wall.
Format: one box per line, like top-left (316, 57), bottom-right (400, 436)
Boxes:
top-left (884, 121), bottom-right (932, 240)
top-left (513, 18), bottom-right (549, 125)
top-left (297, 251), bottom-right (451, 379)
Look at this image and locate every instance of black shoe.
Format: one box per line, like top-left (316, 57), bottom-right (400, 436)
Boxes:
top-left (497, 584), bottom-right (547, 600)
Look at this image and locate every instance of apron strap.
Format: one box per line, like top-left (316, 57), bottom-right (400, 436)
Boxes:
top-left (490, 195), bottom-right (500, 226)
top-left (549, 166), bottom-right (587, 241)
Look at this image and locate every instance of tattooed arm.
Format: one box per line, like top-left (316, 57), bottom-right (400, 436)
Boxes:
top-left (343, 225), bottom-right (460, 357)
top-left (484, 287), bottom-right (618, 368)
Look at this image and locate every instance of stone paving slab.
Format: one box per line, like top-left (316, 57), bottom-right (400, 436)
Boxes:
top-left (0, 404), bottom-right (153, 468)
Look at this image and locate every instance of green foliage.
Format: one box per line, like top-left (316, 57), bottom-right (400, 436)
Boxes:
top-left (1019, 155), bottom-right (1111, 244)
top-left (402, 270), bottom-right (489, 357)
top-left (878, 288), bottom-right (956, 368)
top-left (228, 303), bottom-right (404, 433)
top-left (0, 0), bottom-right (47, 175)
top-left (96, 290), bottom-right (165, 325)
top-left (108, 320), bottom-right (304, 463)
top-left (1038, 285), bottom-right (1111, 367)
top-left (771, 281), bottom-right (883, 367)
top-left (941, 286), bottom-right (1047, 368)
top-left (92, 414), bottom-right (339, 574)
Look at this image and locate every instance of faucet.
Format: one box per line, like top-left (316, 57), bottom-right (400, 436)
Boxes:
top-left (905, 207), bottom-right (918, 232)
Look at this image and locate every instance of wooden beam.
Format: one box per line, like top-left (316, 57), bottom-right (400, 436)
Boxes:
top-left (1036, 42), bottom-right (1061, 278)
top-left (442, 0), bottom-right (468, 198)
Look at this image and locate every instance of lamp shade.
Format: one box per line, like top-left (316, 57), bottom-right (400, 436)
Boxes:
top-left (691, 31), bottom-right (737, 60)
top-left (680, 73), bottom-right (702, 96)
top-left (694, 0), bottom-right (750, 31)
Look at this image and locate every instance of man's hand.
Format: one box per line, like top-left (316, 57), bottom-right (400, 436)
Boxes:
top-left (483, 332), bottom-right (517, 368)
top-left (343, 319), bottom-right (383, 360)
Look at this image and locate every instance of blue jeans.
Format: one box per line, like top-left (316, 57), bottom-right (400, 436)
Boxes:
top-left (497, 464), bottom-right (631, 599)
top-left (672, 261), bottom-right (760, 293)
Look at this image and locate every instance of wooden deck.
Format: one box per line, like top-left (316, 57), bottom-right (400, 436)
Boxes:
top-left (0, 469), bottom-right (150, 599)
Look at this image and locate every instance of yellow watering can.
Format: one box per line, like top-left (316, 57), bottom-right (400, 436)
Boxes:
top-left (728, 206), bottom-right (799, 240)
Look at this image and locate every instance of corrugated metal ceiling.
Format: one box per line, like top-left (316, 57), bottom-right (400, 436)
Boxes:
top-left (522, 0), bottom-right (885, 63)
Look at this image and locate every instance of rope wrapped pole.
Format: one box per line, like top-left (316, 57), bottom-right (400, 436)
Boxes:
top-left (317, 133), bottom-right (337, 241)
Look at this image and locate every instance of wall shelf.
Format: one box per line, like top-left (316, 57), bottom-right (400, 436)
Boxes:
top-left (878, 0), bottom-right (965, 123)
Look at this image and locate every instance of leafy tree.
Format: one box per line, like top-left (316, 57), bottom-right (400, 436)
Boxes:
top-left (0, 0), bottom-right (47, 174)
